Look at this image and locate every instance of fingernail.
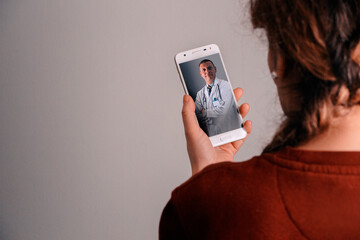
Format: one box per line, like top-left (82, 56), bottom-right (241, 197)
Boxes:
top-left (183, 95), bottom-right (189, 103)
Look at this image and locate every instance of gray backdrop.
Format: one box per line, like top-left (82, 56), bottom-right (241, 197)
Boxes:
top-left (0, 0), bottom-right (282, 239)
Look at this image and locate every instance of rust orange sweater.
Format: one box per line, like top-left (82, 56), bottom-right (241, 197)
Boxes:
top-left (159, 147), bottom-right (360, 239)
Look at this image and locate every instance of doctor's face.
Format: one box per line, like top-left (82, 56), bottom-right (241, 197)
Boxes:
top-left (199, 61), bottom-right (217, 85)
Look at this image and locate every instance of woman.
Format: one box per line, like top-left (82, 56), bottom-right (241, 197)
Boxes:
top-left (160, 0), bottom-right (360, 239)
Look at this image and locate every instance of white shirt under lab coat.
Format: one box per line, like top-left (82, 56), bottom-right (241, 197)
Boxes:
top-left (195, 77), bottom-right (241, 136)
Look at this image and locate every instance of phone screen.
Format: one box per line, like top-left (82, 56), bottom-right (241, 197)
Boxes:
top-left (178, 53), bottom-right (243, 137)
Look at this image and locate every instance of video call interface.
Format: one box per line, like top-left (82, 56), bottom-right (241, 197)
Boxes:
top-left (179, 54), bottom-right (242, 137)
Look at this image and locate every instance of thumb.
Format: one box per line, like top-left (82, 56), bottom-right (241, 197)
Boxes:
top-left (182, 95), bottom-right (199, 137)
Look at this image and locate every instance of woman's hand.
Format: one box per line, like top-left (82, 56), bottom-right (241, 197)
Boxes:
top-left (182, 88), bottom-right (252, 175)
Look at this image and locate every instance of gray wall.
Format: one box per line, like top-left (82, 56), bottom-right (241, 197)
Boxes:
top-left (0, 0), bottom-right (282, 239)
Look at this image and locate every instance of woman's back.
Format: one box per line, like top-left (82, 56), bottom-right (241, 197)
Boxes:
top-left (160, 0), bottom-right (360, 238)
top-left (160, 148), bottom-right (360, 239)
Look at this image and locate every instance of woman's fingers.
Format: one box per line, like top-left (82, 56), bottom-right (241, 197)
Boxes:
top-left (239, 103), bottom-right (250, 118)
top-left (182, 89), bottom-right (251, 175)
top-left (231, 120), bottom-right (252, 150)
top-left (230, 101), bottom-right (251, 150)
top-left (231, 88), bottom-right (251, 150)
top-left (233, 88), bottom-right (243, 102)
top-left (243, 120), bottom-right (252, 136)
top-left (182, 95), bottom-right (200, 139)
top-left (234, 88), bottom-right (249, 118)
top-left (182, 94), bottom-right (214, 175)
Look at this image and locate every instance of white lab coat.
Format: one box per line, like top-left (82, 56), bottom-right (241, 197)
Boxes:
top-left (195, 78), bottom-right (241, 136)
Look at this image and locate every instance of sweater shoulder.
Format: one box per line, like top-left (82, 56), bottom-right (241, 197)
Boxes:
top-left (169, 155), bottom-right (300, 238)
top-left (172, 155), bottom-right (275, 198)
top-left (171, 155), bottom-right (282, 213)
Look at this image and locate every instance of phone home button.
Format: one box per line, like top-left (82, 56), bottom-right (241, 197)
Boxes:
top-left (220, 135), bottom-right (232, 142)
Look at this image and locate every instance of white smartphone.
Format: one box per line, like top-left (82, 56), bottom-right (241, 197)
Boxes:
top-left (175, 44), bottom-right (247, 147)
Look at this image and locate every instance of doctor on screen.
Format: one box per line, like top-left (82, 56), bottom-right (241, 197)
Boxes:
top-left (195, 59), bottom-right (241, 136)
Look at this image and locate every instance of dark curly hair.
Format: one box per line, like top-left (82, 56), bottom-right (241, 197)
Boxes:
top-left (250, 0), bottom-right (360, 153)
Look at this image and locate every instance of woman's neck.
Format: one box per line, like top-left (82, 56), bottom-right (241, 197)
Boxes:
top-left (296, 105), bottom-right (360, 151)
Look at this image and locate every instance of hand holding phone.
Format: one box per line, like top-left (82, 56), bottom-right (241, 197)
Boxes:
top-left (175, 44), bottom-right (252, 174)
top-left (182, 88), bottom-right (252, 175)
top-left (175, 44), bottom-right (247, 146)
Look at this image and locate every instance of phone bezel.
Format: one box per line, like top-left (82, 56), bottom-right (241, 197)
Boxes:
top-left (174, 44), bottom-right (247, 147)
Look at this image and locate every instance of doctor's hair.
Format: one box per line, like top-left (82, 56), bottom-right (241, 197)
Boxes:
top-left (250, 0), bottom-right (360, 153)
top-left (199, 59), bottom-right (215, 67)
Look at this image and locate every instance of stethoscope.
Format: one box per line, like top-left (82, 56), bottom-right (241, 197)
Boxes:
top-left (202, 83), bottom-right (223, 105)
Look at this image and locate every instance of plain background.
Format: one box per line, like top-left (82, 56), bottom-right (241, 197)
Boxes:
top-left (0, 0), bottom-right (282, 239)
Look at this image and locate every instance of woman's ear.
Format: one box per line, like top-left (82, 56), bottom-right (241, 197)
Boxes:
top-left (268, 45), bottom-right (285, 84)
top-left (267, 46), bottom-right (277, 73)
top-left (351, 41), bottom-right (360, 65)
top-left (268, 45), bottom-right (302, 115)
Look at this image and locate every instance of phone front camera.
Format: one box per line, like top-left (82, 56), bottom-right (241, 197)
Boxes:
top-left (184, 54), bottom-right (186, 56)
top-left (204, 49), bottom-right (206, 51)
